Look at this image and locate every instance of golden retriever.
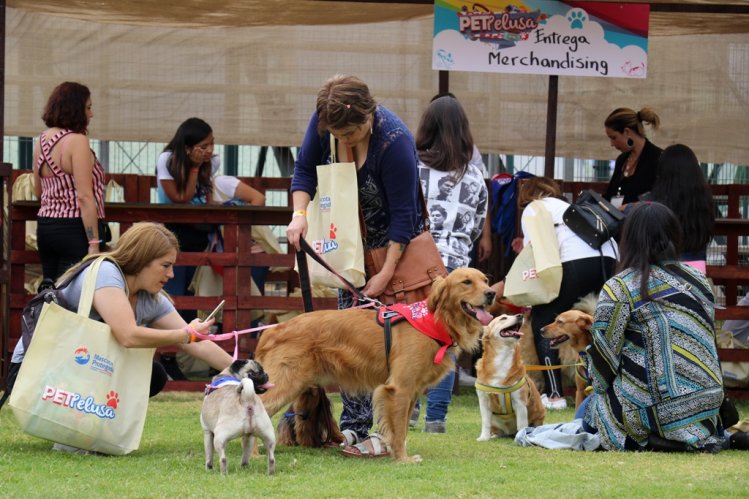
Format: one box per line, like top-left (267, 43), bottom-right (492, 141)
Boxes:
top-left (255, 268), bottom-right (495, 463)
top-left (540, 294), bottom-right (597, 409)
top-left (476, 314), bottom-right (545, 440)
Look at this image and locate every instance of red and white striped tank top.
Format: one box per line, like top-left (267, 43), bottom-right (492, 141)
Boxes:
top-left (36, 129), bottom-right (106, 219)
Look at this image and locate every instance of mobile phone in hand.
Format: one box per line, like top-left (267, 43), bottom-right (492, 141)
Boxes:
top-left (204, 299), bottom-right (225, 322)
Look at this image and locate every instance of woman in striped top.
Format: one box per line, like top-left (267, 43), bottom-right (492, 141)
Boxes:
top-left (32, 81), bottom-right (106, 283)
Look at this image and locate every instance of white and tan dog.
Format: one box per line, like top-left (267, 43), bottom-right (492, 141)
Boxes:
top-left (476, 314), bottom-right (545, 440)
top-left (200, 360), bottom-right (276, 475)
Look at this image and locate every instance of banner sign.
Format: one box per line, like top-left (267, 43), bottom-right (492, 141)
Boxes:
top-left (433, 1), bottom-right (649, 78)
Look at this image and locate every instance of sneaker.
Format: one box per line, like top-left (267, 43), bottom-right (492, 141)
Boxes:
top-left (541, 393), bottom-right (567, 410)
top-left (409, 407), bottom-right (420, 428)
top-left (424, 421), bottom-right (446, 434)
top-left (458, 367), bottom-right (477, 387)
top-left (540, 394), bottom-right (568, 410)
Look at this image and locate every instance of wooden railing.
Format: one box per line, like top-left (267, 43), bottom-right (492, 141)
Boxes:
top-left (4, 173), bottom-right (339, 390)
top-left (3, 174), bottom-right (749, 396)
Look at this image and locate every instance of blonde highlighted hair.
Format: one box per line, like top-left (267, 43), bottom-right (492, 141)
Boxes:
top-left (604, 107), bottom-right (661, 138)
top-left (517, 176), bottom-right (562, 208)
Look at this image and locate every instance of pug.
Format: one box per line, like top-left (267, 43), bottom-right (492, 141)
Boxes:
top-left (200, 359), bottom-right (276, 475)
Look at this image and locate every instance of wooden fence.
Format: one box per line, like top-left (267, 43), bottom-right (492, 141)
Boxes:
top-left (2, 169), bottom-right (749, 396)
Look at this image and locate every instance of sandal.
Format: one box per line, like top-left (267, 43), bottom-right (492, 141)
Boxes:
top-left (341, 429), bottom-right (361, 447)
top-left (340, 433), bottom-right (390, 459)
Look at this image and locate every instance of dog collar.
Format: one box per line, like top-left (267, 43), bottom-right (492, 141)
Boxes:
top-left (475, 377), bottom-right (527, 417)
top-left (474, 376), bottom-right (527, 394)
top-left (383, 301), bottom-right (453, 364)
top-left (204, 375), bottom-right (241, 396)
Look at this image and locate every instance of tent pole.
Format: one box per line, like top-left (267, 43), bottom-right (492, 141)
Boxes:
top-left (438, 70), bottom-right (449, 95)
top-left (544, 75), bottom-right (558, 178)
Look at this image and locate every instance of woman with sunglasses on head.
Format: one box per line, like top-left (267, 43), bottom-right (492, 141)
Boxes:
top-left (287, 74), bottom-right (422, 458)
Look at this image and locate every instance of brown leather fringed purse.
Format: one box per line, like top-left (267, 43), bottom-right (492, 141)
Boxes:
top-left (363, 188), bottom-right (447, 305)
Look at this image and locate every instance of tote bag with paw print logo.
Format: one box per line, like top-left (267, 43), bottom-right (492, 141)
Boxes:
top-left (504, 200), bottom-right (563, 306)
top-left (297, 135), bottom-right (366, 289)
top-left (9, 257), bottom-right (154, 455)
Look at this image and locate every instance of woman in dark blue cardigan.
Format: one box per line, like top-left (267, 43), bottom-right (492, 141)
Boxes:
top-left (287, 74), bottom-right (422, 457)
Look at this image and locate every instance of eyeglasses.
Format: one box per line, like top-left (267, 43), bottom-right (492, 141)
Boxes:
top-left (329, 123), bottom-right (365, 140)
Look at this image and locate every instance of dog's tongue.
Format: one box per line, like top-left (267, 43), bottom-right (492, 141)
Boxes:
top-left (258, 382), bottom-right (274, 390)
top-left (476, 308), bottom-right (493, 326)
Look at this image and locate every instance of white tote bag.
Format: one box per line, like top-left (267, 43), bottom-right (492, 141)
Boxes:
top-left (9, 257), bottom-right (154, 455)
top-left (504, 200), bottom-right (563, 306)
top-left (297, 135), bottom-right (366, 288)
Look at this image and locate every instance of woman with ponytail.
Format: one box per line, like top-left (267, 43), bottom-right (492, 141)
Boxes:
top-left (603, 107), bottom-right (662, 207)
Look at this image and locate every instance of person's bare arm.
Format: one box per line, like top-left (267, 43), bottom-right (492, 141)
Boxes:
top-left (286, 190), bottom-right (312, 251)
top-left (234, 181), bottom-right (266, 206)
top-left (32, 142), bottom-right (42, 198)
top-left (362, 240), bottom-right (404, 298)
top-left (477, 215), bottom-right (493, 262)
top-left (94, 287), bottom-right (214, 348)
top-left (150, 309), bottom-right (232, 370)
top-left (67, 134), bottom-right (99, 252)
top-left (159, 168), bottom-right (200, 203)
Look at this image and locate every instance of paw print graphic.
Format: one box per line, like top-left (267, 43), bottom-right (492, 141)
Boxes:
top-left (106, 391), bottom-right (119, 409)
top-left (329, 223), bottom-right (337, 240)
top-left (568, 10), bottom-right (586, 30)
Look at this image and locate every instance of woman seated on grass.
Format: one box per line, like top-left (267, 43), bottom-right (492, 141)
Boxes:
top-left (581, 202), bottom-right (724, 452)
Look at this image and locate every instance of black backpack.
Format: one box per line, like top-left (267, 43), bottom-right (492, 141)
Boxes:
top-left (1, 258), bottom-right (104, 410)
top-left (20, 258), bottom-right (102, 353)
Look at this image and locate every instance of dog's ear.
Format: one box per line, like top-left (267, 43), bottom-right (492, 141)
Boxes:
top-left (577, 313), bottom-right (593, 330)
top-left (230, 359), bottom-right (248, 376)
top-left (427, 275), bottom-right (448, 311)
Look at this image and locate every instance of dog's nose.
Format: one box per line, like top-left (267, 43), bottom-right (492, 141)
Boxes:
top-left (484, 289), bottom-right (496, 305)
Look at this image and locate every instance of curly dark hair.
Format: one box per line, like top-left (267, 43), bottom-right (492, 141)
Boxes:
top-left (42, 82), bottom-right (91, 134)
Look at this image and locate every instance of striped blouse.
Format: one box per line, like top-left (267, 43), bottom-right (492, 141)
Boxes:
top-left (36, 129), bottom-right (105, 219)
top-left (585, 262), bottom-right (724, 451)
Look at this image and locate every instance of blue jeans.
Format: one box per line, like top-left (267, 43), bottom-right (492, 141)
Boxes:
top-left (414, 353), bottom-right (456, 423)
top-left (575, 394), bottom-right (597, 433)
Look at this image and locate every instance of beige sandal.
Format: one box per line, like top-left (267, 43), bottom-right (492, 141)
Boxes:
top-left (340, 433), bottom-right (390, 459)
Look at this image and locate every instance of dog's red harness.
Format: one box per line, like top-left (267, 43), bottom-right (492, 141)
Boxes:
top-left (377, 300), bottom-right (453, 364)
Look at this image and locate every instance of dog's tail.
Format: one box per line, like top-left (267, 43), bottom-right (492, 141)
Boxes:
top-left (572, 293), bottom-right (598, 315)
top-left (238, 378), bottom-right (257, 400)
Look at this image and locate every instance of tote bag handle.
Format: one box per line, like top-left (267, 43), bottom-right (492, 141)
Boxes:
top-left (77, 256), bottom-right (128, 316)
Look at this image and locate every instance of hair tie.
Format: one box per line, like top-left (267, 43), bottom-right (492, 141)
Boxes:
top-left (345, 104), bottom-right (351, 109)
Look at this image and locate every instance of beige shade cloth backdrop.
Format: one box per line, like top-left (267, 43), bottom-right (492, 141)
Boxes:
top-left (4, 3), bottom-right (749, 165)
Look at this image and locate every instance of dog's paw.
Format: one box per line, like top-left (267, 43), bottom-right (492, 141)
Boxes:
top-left (476, 434), bottom-right (492, 442)
top-left (397, 454), bottom-right (423, 464)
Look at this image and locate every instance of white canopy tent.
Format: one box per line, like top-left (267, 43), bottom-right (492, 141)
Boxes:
top-left (3, 0), bottom-right (749, 165)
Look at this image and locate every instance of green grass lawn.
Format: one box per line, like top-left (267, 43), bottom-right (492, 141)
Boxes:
top-left (1, 389), bottom-right (748, 498)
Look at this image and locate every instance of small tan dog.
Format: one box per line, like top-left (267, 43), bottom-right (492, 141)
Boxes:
top-left (200, 360), bottom-right (276, 475)
top-left (541, 309), bottom-right (594, 409)
top-left (476, 314), bottom-right (545, 440)
top-left (540, 294), bottom-right (597, 409)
